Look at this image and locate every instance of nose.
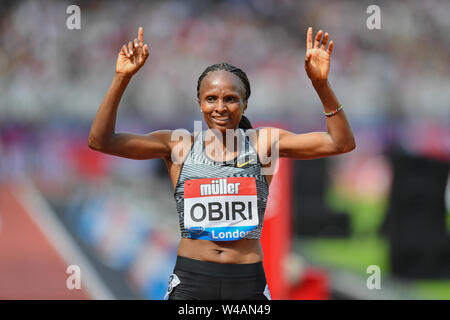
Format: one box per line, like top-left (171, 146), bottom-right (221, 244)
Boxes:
top-left (215, 99), bottom-right (227, 113)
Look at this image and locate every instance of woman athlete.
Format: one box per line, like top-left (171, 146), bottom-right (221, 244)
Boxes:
top-left (88, 27), bottom-right (355, 300)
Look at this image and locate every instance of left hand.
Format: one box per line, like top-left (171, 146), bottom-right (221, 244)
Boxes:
top-left (304, 27), bottom-right (334, 81)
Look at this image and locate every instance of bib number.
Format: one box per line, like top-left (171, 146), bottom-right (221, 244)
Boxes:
top-left (184, 177), bottom-right (258, 241)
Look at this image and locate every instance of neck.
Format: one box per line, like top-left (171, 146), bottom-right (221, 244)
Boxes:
top-left (204, 127), bottom-right (242, 155)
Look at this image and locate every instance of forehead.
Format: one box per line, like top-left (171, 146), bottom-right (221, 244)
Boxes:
top-left (199, 70), bottom-right (245, 95)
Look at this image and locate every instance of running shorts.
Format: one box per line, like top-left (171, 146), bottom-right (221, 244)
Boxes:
top-left (164, 256), bottom-right (271, 300)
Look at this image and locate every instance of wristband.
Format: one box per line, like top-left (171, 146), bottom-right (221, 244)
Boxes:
top-left (324, 104), bottom-right (343, 117)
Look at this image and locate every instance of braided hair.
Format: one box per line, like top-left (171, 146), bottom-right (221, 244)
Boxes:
top-left (197, 62), bottom-right (253, 131)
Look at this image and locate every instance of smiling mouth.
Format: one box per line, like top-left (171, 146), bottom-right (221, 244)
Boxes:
top-left (212, 116), bottom-right (230, 124)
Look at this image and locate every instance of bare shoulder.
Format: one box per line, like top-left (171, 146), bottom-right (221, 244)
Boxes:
top-left (164, 129), bottom-right (195, 164)
top-left (244, 127), bottom-right (281, 186)
top-left (162, 129), bottom-right (193, 147)
top-left (163, 130), bottom-right (196, 188)
top-left (243, 127), bottom-right (278, 162)
top-left (246, 127), bottom-right (290, 148)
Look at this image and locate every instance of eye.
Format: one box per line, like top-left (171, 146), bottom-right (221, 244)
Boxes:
top-left (206, 96), bottom-right (216, 102)
top-left (225, 96), bottom-right (237, 103)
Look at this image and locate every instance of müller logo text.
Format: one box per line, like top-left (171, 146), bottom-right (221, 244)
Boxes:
top-left (200, 178), bottom-right (241, 196)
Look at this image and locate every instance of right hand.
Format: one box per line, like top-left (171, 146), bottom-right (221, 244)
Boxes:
top-left (116, 27), bottom-right (150, 77)
top-left (304, 27), bottom-right (333, 82)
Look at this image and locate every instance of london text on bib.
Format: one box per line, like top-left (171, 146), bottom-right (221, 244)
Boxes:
top-left (184, 177), bottom-right (259, 241)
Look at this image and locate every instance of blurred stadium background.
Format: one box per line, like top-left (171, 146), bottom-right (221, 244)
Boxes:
top-left (0, 0), bottom-right (449, 299)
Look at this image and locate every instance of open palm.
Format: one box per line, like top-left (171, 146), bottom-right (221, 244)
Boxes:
top-left (304, 27), bottom-right (334, 81)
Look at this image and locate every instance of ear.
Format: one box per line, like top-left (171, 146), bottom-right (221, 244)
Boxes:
top-left (243, 101), bottom-right (248, 113)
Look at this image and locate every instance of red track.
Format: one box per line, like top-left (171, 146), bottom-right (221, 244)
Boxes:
top-left (0, 183), bottom-right (91, 299)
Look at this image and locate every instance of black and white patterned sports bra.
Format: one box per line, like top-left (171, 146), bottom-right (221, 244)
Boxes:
top-left (173, 128), bottom-right (269, 241)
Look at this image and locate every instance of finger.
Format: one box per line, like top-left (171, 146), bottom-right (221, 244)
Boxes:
top-left (314, 30), bottom-right (323, 49)
top-left (321, 32), bottom-right (329, 50)
top-left (138, 27), bottom-right (144, 44)
top-left (133, 38), bottom-right (140, 51)
top-left (306, 27), bottom-right (313, 50)
top-left (121, 44), bottom-right (129, 56)
top-left (327, 41), bottom-right (334, 55)
top-left (304, 52), bottom-right (311, 67)
top-left (142, 44), bottom-right (149, 57)
top-left (128, 41), bottom-right (134, 56)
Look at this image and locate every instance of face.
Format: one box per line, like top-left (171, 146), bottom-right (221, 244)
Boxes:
top-left (198, 70), bottom-right (247, 133)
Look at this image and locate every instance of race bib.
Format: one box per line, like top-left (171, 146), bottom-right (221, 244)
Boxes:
top-left (184, 177), bottom-right (258, 241)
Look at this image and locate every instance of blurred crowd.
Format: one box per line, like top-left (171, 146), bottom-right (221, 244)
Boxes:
top-left (0, 0), bottom-right (449, 126)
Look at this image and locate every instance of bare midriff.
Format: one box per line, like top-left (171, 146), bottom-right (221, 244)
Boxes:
top-left (177, 238), bottom-right (263, 264)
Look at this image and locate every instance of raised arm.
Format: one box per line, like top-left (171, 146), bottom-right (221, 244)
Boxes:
top-left (275, 27), bottom-right (355, 160)
top-left (88, 27), bottom-right (173, 160)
